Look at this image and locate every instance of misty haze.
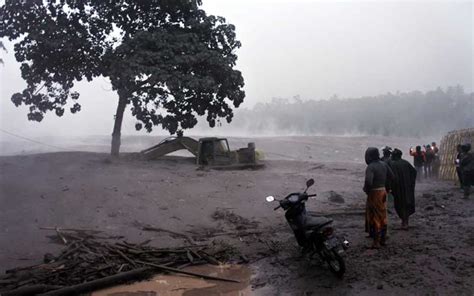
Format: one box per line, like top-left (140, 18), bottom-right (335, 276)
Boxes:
top-left (0, 0), bottom-right (473, 295)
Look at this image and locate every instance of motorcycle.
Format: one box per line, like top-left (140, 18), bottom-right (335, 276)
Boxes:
top-left (265, 178), bottom-right (349, 278)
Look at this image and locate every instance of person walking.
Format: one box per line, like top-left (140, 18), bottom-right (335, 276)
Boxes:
top-left (409, 146), bottom-right (425, 180)
top-left (364, 147), bottom-right (394, 248)
top-left (388, 149), bottom-right (417, 229)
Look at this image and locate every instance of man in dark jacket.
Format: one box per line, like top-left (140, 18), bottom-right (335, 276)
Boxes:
top-left (364, 147), bottom-right (394, 248)
top-left (460, 144), bottom-right (474, 199)
top-left (424, 144), bottom-right (435, 178)
top-left (456, 144), bottom-right (464, 188)
top-left (388, 149), bottom-right (417, 229)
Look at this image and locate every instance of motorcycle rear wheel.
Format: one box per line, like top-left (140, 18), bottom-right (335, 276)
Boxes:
top-left (323, 248), bottom-right (346, 278)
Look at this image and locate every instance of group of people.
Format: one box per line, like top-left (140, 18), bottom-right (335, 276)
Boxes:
top-left (364, 146), bottom-right (417, 249)
top-left (408, 142), bottom-right (440, 179)
top-left (363, 142), bottom-right (473, 249)
top-left (455, 143), bottom-right (474, 198)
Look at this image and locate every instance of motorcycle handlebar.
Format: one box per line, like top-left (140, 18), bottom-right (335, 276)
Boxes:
top-left (273, 192), bottom-right (316, 211)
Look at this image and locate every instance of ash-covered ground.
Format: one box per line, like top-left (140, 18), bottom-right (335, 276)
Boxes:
top-left (0, 135), bottom-right (472, 295)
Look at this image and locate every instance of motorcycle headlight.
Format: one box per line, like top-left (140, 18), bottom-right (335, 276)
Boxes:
top-left (343, 240), bottom-right (350, 249)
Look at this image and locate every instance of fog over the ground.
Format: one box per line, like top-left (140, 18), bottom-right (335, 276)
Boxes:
top-left (0, 0), bottom-right (472, 142)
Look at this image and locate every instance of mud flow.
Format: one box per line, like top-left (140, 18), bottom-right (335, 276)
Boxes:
top-left (92, 264), bottom-right (252, 296)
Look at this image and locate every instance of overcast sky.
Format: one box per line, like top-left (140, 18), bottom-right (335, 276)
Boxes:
top-left (0, 0), bottom-right (472, 138)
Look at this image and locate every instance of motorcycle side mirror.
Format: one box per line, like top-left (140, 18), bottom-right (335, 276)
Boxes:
top-left (265, 196), bottom-right (275, 202)
top-left (306, 179), bottom-right (315, 188)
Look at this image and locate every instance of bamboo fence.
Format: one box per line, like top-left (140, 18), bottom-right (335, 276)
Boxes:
top-left (439, 128), bottom-right (474, 181)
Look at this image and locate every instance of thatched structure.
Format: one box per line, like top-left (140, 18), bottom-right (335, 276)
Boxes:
top-left (439, 128), bottom-right (474, 181)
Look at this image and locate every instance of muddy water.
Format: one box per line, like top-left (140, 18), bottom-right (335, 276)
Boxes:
top-left (92, 264), bottom-right (252, 296)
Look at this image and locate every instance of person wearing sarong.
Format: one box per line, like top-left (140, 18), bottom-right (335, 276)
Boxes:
top-left (364, 147), bottom-right (394, 248)
top-left (388, 149), bottom-right (416, 229)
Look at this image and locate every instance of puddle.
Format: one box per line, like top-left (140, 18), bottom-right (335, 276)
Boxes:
top-left (92, 264), bottom-right (252, 296)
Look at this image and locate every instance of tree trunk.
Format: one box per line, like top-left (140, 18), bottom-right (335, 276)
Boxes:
top-left (111, 94), bottom-right (128, 157)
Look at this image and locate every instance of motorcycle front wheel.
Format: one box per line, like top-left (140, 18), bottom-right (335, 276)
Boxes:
top-left (321, 247), bottom-right (346, 278)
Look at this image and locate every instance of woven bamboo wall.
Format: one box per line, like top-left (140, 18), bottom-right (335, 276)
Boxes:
top-left (439, 128), bottom-right (474, 181)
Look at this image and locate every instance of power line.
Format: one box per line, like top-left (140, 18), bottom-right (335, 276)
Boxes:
top-left (0, 128), bottom-right (68, 151)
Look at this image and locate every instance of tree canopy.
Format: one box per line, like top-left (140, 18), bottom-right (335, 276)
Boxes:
top-left (0, 0), bottom-right (245, 154)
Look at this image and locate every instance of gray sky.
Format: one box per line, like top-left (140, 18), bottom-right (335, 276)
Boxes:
top-left (0, 0), bottom-right (472, 138)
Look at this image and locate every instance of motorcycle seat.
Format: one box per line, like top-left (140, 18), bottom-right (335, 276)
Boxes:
top-left (304, 216), bottom-right (333, 230)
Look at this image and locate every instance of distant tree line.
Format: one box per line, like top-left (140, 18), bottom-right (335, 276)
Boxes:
top-left (225, 86), bottom-right (473, 137)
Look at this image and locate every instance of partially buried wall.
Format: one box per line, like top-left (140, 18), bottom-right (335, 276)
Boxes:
top-left (439, 128), bottom-right (474, 181)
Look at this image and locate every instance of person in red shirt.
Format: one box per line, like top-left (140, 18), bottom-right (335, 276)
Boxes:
top-left (409, 146), bottom-right (425, 180)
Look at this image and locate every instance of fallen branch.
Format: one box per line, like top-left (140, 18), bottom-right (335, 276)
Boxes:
top-left (140, 225), bottom-right (197, 245)
top-left (1, 284), bottom-right (63, 296)
top-left (39, 227), bottom-right (100, 233)
top-left (1, 229), bottom-right (242, 293)
top-left (55, 228), bottom-right (68, 245)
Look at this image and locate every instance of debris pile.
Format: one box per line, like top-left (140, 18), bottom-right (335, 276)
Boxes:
top-left (0, 229), bottom-right (241, 296)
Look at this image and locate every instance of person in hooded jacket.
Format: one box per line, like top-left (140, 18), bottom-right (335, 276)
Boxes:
top-left (381, 146), bottom-right (392, 163)
top-left (364, 147), bottom-right (395, 248)
top-left (388, 149), bottom-right (417, 229)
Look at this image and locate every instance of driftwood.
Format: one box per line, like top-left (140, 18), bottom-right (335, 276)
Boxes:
top-left (0, 229), bottom-right (242, 295)
top-left (0, 284), bottom-right (62, 296)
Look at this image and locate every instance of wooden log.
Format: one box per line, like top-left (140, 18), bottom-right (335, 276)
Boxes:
top-left (37, 268), bottom-right (153, 296)
top-left (39, 227), bottom-right (100, 233)
top-left (0, 284), bottom-right (63, 296)
top-left (113, 248), bottom-right (138, 268)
